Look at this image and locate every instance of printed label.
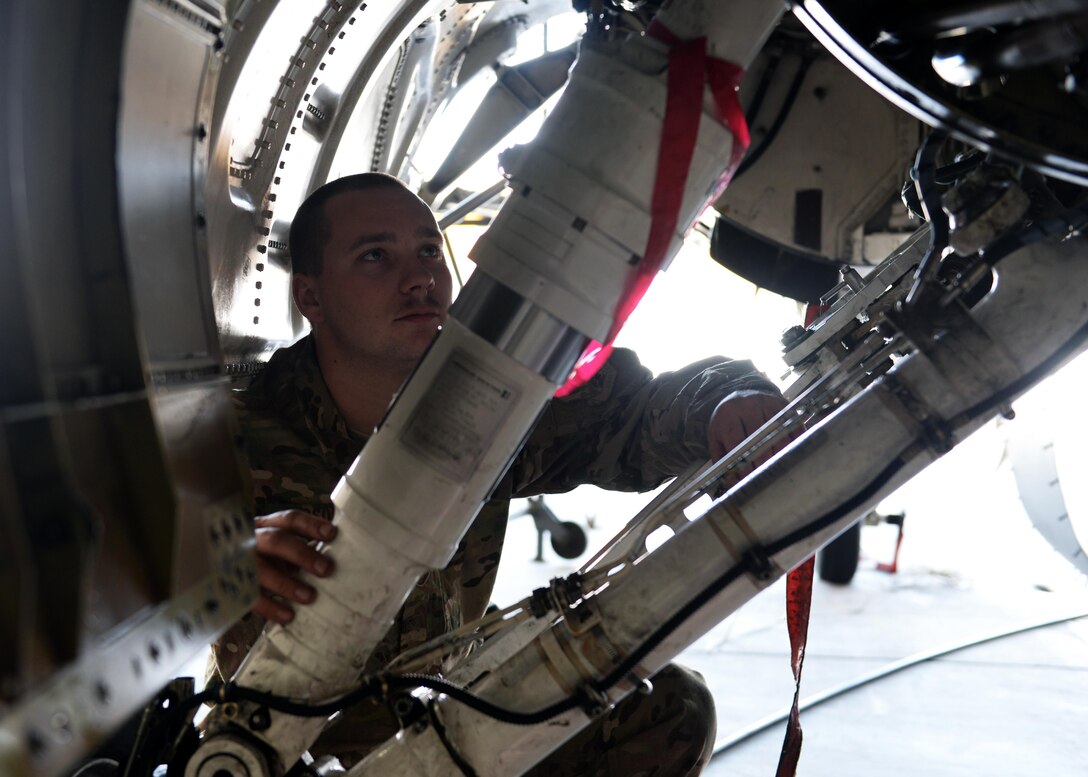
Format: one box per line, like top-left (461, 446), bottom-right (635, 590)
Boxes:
top-left (401, 349), bottom-right (521, 481)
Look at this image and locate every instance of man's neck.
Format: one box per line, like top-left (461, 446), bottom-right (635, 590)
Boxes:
top-left (312, 338), bottom-right (412, 436)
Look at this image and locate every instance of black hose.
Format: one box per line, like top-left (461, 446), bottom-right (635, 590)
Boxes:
top-left (978, 206), bottom-right (1088, 269)
top-left (742, 51), bottom-right (782, 139)
top-left (592, 450), bottom-right (915, 698)
top-left (934, 151), bottom-right (985, 184)
top-left (765, 454), bottom-right (913, 557)
top-left (904, 130), bottom-right (952, 310)
top-left (733, 56), bottom-right (812, 180)
top-left (188, 674), bottom-right (580, 728)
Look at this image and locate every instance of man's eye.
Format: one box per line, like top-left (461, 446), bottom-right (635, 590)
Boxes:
top-left (420, 245), bottom-right (443, 259)
top-left (359, 249), bottom-right (383, 262)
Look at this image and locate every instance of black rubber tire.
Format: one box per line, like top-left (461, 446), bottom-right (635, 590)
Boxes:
top-left (550, 521), bottom-right (589, 559)
top-left (817, 520), bottom-right (862, 584)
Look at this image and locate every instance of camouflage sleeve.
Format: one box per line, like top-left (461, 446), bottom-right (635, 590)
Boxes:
top-left (506, 347), bottom-right (779, 496)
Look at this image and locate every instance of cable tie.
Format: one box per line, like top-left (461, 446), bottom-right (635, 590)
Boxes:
top-left (742, 545), bottom-right (775, 582)
top-left (529, 586), bottom-right (553, 618)
top-left (575, 684), bottom-right (611, 718)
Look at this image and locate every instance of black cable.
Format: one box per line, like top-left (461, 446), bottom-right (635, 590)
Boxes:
top-left (592, 450), bottom-right (914, 697)
top-left (733, 56), bottom-right (812, 180)
top-left (766, 455), bottom-right (913, 556)
top-left (904, 130), bottom-right (952, 310)
top-left (428, 699), bottom-right (481, 777)
top-left (934, 151), bottom-right (984, 184)
top-left (191, 674), bottom-right (580, 728)
top-left (392, 674), bottom-right (577, 725)
top-left (741, 51), bottom-right (781, 139)
top-left (978, 206), bottom-right (1088, 269)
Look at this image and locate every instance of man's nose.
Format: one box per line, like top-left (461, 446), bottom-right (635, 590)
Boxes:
top-left (401, 259), bottom-right (436, 295)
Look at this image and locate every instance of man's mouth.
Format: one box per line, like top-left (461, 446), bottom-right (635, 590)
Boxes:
top-left (396, 308), bottom-right (441, 322)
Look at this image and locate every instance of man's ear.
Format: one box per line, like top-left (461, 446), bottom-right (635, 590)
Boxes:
top-left (292, 273), bottom-right (323, 324)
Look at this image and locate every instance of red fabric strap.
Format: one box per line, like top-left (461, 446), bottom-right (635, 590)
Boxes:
top-left (777, 555), bottom-right (815, 777)
top-left (556, 24), bottom-right (750, 396)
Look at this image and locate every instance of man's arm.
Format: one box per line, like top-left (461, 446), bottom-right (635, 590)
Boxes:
top-left (504, 347), bottom-right (782, 497)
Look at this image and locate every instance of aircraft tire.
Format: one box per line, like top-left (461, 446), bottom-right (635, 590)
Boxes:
top-left (817, 520), bottom-right (861, 585)
top-left (550, 521), bottom-right (589, 560)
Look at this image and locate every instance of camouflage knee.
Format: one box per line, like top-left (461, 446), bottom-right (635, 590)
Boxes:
top-left (527, 663), bottom-right (716, 777)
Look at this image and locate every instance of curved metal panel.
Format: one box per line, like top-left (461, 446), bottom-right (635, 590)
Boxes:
top-left (794, 0), bottom-right (1088, 186)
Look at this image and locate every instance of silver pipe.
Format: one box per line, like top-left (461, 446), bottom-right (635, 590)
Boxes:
top-left (437, 180), bottom-right (507, 230)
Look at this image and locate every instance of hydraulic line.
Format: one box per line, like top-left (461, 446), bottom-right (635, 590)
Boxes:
top-left (592, 449), bottom-right (915, 697)
top-left (976, 206), bottom-right (1088, 270)
top-left (711, 609), bottom-right (1088, 757)
top-left (903, 130), bottom-right (952, 311)
top-left (733, 54), bottom-right (811, 179)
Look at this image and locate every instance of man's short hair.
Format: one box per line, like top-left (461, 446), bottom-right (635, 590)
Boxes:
top-left (288, 172), bottom-right (411, 276)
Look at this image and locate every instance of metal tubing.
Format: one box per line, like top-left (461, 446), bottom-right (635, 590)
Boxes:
top-left (350, 231), bottom-right (1088, 776)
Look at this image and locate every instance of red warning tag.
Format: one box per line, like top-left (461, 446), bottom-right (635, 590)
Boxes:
top-left (776, 555), bottom-right (815, 777)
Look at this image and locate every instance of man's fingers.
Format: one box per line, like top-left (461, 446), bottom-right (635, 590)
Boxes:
top-left (254, 509), bottom-right (337, 542)
top-left (246, 510), bottom-right (336, 623)
top-left (256, 555), bottom-right (315, 602)
top-left (708, 392), bottom-right (797, 473)
top-left (709, 394), bottom-right (787, 455)
top-left (253, 508), bottom-right (335, 579)
top-left (252, 555), bottom-right (318, 625)
top-left (255, 526), bottom-right (334, 578)
top-left (252, 594), bottom-right (296, 625)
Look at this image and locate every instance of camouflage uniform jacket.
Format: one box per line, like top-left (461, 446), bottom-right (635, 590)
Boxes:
top-left (211, 334), bottom-right (777, 680)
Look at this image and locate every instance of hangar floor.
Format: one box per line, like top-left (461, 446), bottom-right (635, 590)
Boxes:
top-left (494, 418), bottom-right (1088, 776)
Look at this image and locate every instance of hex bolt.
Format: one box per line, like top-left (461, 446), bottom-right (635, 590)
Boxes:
top-left (248, 707), bottom-right (271, 732)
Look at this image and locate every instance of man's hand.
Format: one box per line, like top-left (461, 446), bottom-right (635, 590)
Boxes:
top-left (252, 510), bottom-right (337, 625)
top-left (707, 390), bottom-right (792, 481)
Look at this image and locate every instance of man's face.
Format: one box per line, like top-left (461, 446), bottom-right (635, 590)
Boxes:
top-left (296, 186), bottom-right (452, 369)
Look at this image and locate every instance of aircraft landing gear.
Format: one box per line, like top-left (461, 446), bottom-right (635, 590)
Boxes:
top-left (518, 496), bottom-right (590, 561)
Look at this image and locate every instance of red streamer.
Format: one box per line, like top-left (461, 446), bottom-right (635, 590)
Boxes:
top-left (556, 24), bottom-right (750, 396)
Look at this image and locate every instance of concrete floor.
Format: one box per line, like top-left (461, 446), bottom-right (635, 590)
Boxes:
top-left (493, 419), bottom-right (1088, 776)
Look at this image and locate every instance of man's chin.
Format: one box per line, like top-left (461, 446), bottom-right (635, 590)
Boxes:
top-left (396, 333), bottom-right (440, 364)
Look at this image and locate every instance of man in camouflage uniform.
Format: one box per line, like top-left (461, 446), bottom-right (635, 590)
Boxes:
top-left (212, 173), bottom-right (785, 774)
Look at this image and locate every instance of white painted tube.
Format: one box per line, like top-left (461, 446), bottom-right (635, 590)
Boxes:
top-left (469, 25), bottom-right (759, 341)
top-left (189, 319), bottom-right (558, 775)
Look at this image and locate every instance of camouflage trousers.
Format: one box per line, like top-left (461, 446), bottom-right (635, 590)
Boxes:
top-left (313, 663), bottom-right (716, 775)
